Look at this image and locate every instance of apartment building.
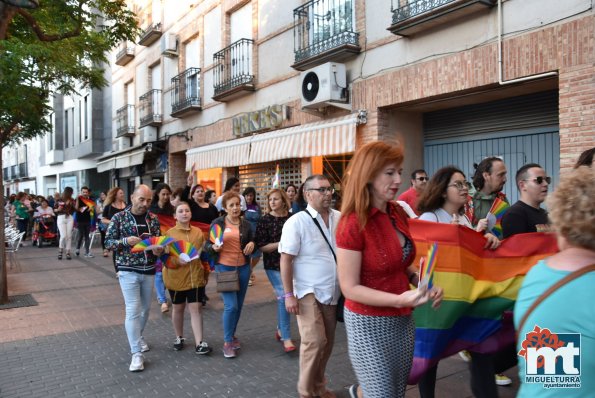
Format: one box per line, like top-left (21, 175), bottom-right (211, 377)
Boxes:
top-left (2, 141), bottom-right (39, 195)
top-left (105, 0), bottom-right (594, 204)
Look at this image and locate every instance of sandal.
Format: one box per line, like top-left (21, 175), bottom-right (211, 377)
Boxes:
top-left (66, 252), bottom-right (72, 260)
top-left (58, 251), bottom-right (63, 260)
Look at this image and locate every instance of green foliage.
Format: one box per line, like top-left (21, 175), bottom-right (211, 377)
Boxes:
top-left (0, 0), bottom-right (139, 147)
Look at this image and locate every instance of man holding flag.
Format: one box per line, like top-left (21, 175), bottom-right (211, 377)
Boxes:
top-left (470, 157), bottom-right (509, 231)
top-left (75, 186), bottom-right (96, 258)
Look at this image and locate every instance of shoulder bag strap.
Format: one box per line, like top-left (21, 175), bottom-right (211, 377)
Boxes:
top-left (517, 264), bottom-right (595, 339)
top-left (306, 209), bottom-right (336, 263)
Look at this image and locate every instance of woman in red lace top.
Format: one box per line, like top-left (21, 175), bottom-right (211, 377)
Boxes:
top-left (336, 141), bottom-right (443, 398)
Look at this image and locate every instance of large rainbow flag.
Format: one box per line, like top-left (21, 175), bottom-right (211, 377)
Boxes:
top-left (407, 219), bottom-right (558, 384)
top-left (156, 214), bottom-right (210, 236)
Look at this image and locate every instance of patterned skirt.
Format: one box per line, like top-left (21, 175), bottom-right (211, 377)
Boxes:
top-left (344, 308), bottom-right (415, 398)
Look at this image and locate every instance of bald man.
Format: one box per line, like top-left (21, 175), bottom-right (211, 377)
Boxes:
top-left (106, 185), bottom-right (163, 372)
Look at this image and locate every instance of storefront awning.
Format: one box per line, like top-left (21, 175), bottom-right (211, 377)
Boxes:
top-left (185, 113), bottom-right (359, 170)
top-left (97, 148), bottom-right (145, 173)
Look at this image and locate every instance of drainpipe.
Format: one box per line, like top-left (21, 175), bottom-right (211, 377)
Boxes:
top-left (498, 0), bottom-right (558, 85)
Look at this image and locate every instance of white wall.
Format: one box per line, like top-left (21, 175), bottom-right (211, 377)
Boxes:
top-left (203, 5), bottom-right (221, 68)
top-left (258, 0), bottom-right (299, 38)
top-left (258, 29), bottom-right (294, 82)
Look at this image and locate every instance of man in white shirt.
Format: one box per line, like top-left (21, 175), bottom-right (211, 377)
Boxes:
top-left (279, 174), bottom-right (341, 398)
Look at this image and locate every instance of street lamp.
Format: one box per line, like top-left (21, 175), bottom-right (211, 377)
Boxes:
top-left (0, 0), bottom-right (39, 8)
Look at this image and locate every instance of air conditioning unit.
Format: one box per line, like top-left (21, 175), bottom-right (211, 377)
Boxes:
top-left (113, 137), bottom-right (131, 152)
top-left (161, 33), bottom-right (178, 57)
top-left (140, 126), bottom-right (157, 144)
top-left (300, 62), bottom-right (348, 110)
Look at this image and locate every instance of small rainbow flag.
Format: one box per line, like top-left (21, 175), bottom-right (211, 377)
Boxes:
top-left (486, 197), bottom-right (509, 239)
top-left (131, 236), bottom-right (176, 253)
top-left (169, 240), bottom-right (200, 262)
top-left (209, 224), bottom-right (223, 245)
top-left (272, 163), bottom-right (280, 188)
top-left (78, 196), bottom-right (96, 229)
top-left (419, 242), bottom-right (438, 290)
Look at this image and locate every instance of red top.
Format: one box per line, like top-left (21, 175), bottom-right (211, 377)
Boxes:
top-left (397, 187), bottom-right (420, 216)
top-left (336, 202), bottom-right (416, 317)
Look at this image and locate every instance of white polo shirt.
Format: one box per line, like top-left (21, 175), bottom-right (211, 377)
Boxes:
top-left (278, 204), bottom-right (341, 305)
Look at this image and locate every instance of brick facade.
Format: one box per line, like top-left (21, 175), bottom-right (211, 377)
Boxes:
top-left (352, 15), bottom-right (595, 173)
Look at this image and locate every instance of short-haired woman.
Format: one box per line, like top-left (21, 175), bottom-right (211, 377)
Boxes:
top-left (514, 166), bottom-right (595, 398)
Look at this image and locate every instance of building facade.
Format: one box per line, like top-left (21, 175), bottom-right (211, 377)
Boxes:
top-left (107, 0), bottom-right (594, 204)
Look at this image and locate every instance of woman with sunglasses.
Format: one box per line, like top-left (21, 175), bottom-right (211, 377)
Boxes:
top-left (416, 166), bottom-right (500, 398)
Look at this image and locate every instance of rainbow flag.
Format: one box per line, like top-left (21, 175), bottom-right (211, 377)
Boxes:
top-left (487, 197), bottom-right (509, 239)
top-left (272, 163), bottom-right (280, 188)
top-left (156, 214), bottom-right (210, 237)
top-left (78, 196), bottom-right (96, 229)
top-left (407, 219), bottom-right (558, 384)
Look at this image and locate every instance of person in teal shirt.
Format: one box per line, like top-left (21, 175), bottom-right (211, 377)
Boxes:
top-left (514, 166), bottom-right (594, 397)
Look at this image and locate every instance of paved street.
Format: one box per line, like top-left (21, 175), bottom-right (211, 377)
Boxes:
top-left (0, 243), bottom-right (519, 397)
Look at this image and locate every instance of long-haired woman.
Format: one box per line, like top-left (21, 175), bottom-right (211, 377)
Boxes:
top-left (255, 189), bottom-right (296, 353)
top-left (54, 187), bottom-right (75, 260)
top-left (102, 187), bottom-right (128, 274)
top-left (336, 141), bottom-right (443, 398)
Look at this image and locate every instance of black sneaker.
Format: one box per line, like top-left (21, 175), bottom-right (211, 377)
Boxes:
top-left (173, 336), bottom-right (185, 351)
top-left (75, 249), bottom-right (80, 256)
top-left (195, 341), bottom-right (212, 355)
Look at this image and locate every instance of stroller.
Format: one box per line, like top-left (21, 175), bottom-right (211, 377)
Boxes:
top-left (32, 215), bottom-right (58, 248)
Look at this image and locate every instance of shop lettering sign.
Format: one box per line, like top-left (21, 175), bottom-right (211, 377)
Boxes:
top-left (232, 105), bottom-right (287, 137)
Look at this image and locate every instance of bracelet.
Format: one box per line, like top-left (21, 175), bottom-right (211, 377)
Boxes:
top-left (283, 292), bottom-right (295, 298)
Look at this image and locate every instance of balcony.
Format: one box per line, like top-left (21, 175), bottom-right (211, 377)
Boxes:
top-left (3, 163), bottom-right (28, 180)
top-left (212, 38), bottom-right (255, 102)
top-left (2, 167), bottom-right (11, 180)
top-left (116, 105), bottom-right (135, 137)
top-left (171, 68), bottom-right (201, 118)
top-left (46, 149), bottom-right (64, 165)
top-left (115, 41), bottom-right (135, 66)
top-left (139, 89), bottom-right (163, 128)
top-left (138, 22), bottom-right (162, 46)
top-left (388, 0), bottom-right (496, 37)
top-left (292, 0), bottom-right (360, 71)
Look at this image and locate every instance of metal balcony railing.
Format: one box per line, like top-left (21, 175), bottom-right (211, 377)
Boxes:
top-left (389, 0), bottom-right (496, 36)
top-left (116, 104), bottom-right (135, 137)
top-left (138, 22), bottom-right (162, 46)
top-left (213, 38), bottom-right (254, 99)
top-left (171, 68), bottom-right (201, 117)
top-left (139, 89), bottom-right (163, 127)
top-left (115, 41), bottom-right (135, 65)
top-left (293, 0), bottom-right (358, 65)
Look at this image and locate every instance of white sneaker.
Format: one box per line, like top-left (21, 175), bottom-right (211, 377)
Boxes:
top-left (129, 353), bottom-right (144, 372)
top-left (139, 337), bottom-right (150, 352)
top-left (458, 350), bottom-right (471, 363)
top-left (495, 373), bottom-right (512, 386)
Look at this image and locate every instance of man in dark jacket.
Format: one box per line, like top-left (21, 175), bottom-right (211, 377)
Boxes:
top-left (106, 184), bottom-right (162, 372)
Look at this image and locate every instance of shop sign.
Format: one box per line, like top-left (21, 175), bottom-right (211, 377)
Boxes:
top-left (232, 105), bottom-right (288, 137)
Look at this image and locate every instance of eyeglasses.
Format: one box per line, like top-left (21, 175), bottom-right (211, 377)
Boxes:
top-left (307, 187), bottom-right (335, 194)
top-left (416, 177), bottom-right (428, 181)
top-left (525, 176), bottom-right (551, 185)
top-left (447, 181), bottom-right (469, 191)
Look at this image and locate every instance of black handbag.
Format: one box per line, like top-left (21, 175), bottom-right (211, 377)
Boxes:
top-left (216, 270), bottom-right (240, 292)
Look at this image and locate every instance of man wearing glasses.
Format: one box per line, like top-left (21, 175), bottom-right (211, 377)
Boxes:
top-left (397, 169), bottom-right (428, 216)
top-left (279, 174), bottom-right (341, 398)
top-left (502, 163), bottom-right (551, 239)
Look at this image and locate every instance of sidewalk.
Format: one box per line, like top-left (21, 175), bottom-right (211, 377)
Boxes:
top-left (0, 243), bottom-right (519, 397)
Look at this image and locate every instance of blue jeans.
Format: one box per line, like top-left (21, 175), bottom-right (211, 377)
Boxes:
top-left (265, 268), bottom-right (292, 341)
top-left (154, 272), bottom-right (167, 304)
top-left (118, 271), bottom-right (154, 354)
top-left (215, 263), bottom-right (251, 343)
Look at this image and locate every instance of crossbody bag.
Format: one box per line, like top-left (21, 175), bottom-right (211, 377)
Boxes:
top-left (307, 209), bottom-right (345, 322)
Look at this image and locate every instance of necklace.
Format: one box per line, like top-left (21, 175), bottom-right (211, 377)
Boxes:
top-left (226, 217), bottom-right (240, 226)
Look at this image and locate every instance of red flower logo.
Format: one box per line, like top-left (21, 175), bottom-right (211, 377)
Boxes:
top-left (518, 325), bottom-right (566, 369)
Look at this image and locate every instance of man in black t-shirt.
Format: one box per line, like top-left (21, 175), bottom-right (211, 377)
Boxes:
top-left (502, 163), bottom-right (551, 238)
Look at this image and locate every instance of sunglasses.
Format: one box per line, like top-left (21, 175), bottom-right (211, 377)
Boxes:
top-left (307, 187), bottom-right (335, 194)
top-left (525, 176), bottom-right (551, 185)
top-left (416, 177), bottom-right (428, 181)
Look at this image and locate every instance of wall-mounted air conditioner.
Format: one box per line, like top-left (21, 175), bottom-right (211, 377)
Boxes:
top-left (113, 137), bottom-right (131, 152)
top-left (300, 62), bottom-right (349, 110)
top-left (161, 33), bottom-right (178, 57)
top-left (140, 126), bottom-right (157, 144)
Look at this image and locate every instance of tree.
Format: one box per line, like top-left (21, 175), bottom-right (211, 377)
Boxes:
top-left (0, 0), bottom-right (139, 304)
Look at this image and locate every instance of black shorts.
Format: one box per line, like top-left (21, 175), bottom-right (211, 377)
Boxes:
top-left (168, 287), bottom-right (205, 304)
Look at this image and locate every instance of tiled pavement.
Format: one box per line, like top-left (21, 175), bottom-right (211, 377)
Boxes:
top-left (0, 243), bottom-right (519, 397)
